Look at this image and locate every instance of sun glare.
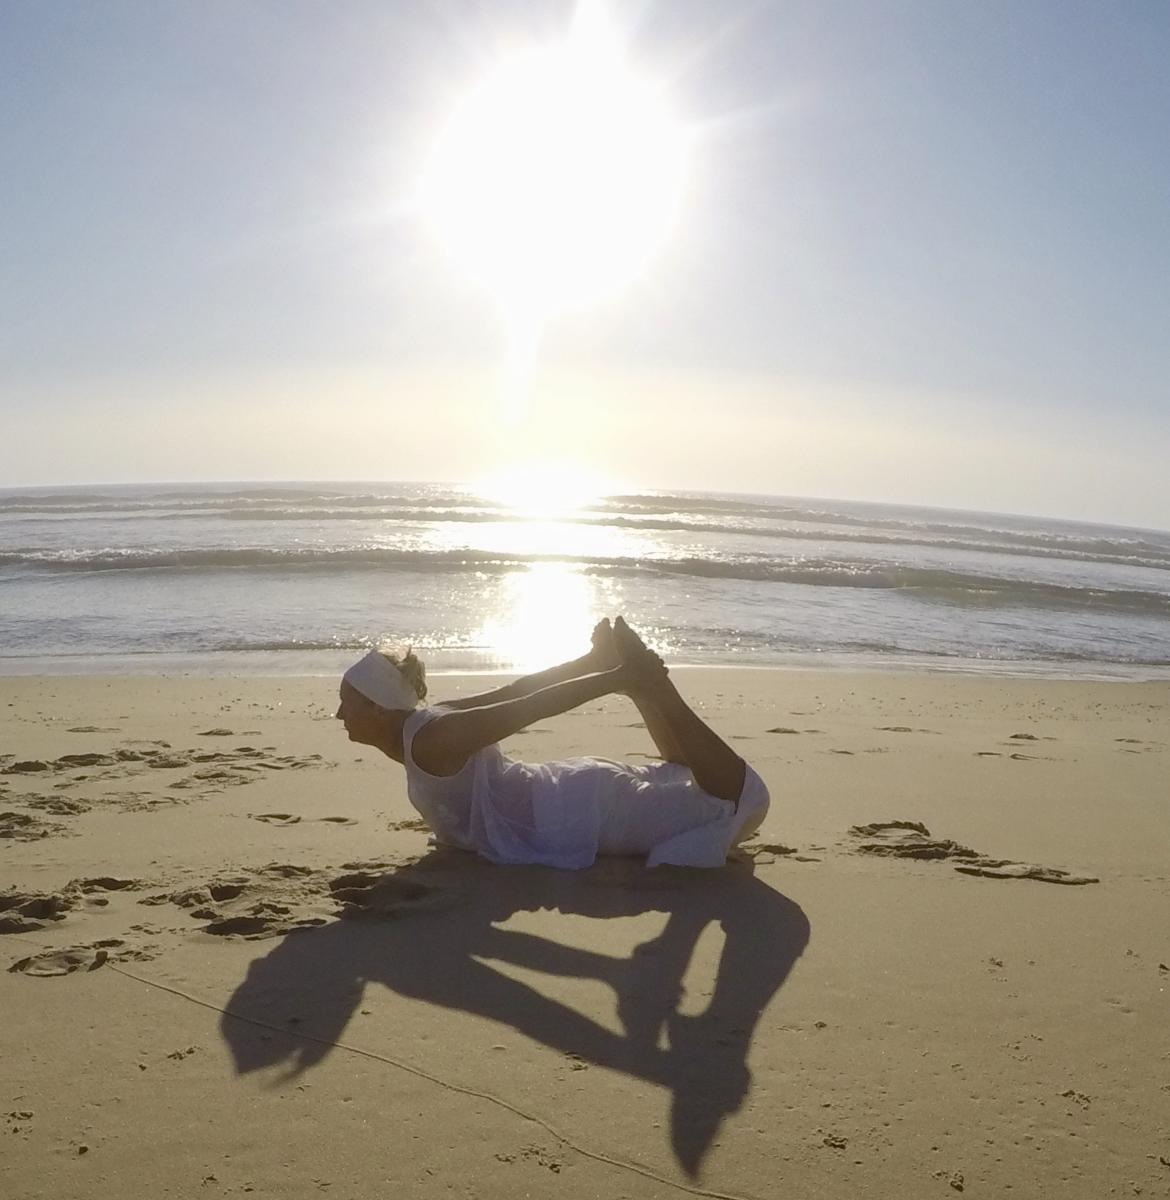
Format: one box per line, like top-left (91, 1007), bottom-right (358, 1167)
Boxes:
top-left (471, 462), bottom-right (611, 516)
top-left (419, 5), bottom-right (688, 324)
top-left (477, 562), bottom-right (599, 672)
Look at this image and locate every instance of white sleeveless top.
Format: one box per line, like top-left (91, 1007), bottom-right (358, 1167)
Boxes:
top-left (401, 704), bottom-right (770, 869)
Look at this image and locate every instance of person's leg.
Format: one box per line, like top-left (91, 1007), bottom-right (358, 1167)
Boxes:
top-left (614, 617), bottom-right (746, 803)
top-left (627, 690), bottom-right (689, 765)
top-left (641, 674), bottom-right (746, 803)
top-left (591, 617), bottom-right (688, 765)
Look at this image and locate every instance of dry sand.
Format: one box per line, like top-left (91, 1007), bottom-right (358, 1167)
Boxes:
top-left (2, 668), bottom-right (1168, 1199)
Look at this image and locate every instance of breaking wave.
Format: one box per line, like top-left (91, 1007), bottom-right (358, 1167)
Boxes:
top-left (4, 545), bottom-right (1169, 617)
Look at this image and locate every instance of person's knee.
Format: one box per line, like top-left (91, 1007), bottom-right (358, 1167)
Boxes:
top-left (697, 755), bottom-right (746, 804)
top-left (734, 765), bottom-right (770, 827)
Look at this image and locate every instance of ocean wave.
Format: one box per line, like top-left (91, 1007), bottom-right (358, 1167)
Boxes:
top-left (5, 545), bottom-right (1170, 617)
top-left (601, 514), bottom-right (1166, 571)
top-left (209, 638), bottom-right (372, 652)
top-left (601, 495), bottom-right (1170, 558)
top-left (625, 558), bottom-right (1170, 616)
top-left (0, 492), bottom-right (494, 517)
top-left (0, 479), bottom-right (1151, 541)
top-left (12, 501), bottom-right (1166, 571)
top-left (6, 486), bottom-right (1169, 560)
top-left (0, 546), bottom-right (535, 573)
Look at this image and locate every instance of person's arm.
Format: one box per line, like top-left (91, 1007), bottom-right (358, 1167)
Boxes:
top-left (434, 648), bottom-right (605, 711)
top-left (413, 666), bottom-right (630, 775)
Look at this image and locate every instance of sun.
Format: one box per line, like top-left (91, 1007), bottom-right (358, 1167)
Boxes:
top-left (419, 4), bottom-right (689, 326)
top-left (471, 461), bottom-right (611, 517)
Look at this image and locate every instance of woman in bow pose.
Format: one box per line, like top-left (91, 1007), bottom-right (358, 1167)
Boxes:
top-left (336, 617), bottom-right (769, 868)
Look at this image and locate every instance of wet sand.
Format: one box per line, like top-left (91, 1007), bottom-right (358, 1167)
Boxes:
top-left (2, 668), bottom-right (1168, 1198)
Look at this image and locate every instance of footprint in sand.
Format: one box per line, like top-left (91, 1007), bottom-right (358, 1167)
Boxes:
top-left (202, 914), bottom-right (294, 937)
top-left (387, 818), bottom-right (431, 833)
top-left (144, 864), bottom-right (339, 940)
top-left (740, 841), bottom-right (804, 865)
top-left (74, 876), bottom-right (144, 893)
top-left (848, 821), bottom-right (1098, 885)
top-left (140, 879), bottom-right (246, 909)
top-left (71, 877), bottom-right (147, 910)
top-left (249, 813), bottom-right (357, 826)
top-left (21, 795), bottom-right (92, 816)
top-left (0, 889), bottom-right (74, 934)
top-left (57, 753), bottom-right (122, 768)
top-left (954, 862), bottom-right (1098, 885)
top-left (850, 821), bottom-right (963, 860)
top-left (0, 810), bottom-right (71, 841)
top-left (8, 938), bottom-right (155, 976)
top-left (9, 945), bottom-right (114, 976)
top-left (518, 1145), bottom-right (565, 1174)
top-left (1, 879), bottom-right (145, 934)
top-left (5, 745), bottom-right (331, 805)
top-left (1, 760), bottom-right (53, 775)
top-left (329, 869), bottom-right (449, 918)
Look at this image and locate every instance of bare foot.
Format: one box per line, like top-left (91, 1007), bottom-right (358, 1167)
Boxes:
top-left (613, 616), bottom-right (669, 693)
top-left (589, 618), bottom-right (621, 672)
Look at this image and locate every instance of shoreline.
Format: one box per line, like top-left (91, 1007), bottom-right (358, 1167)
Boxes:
top-left (4, 646), bottom-right (1170, 683)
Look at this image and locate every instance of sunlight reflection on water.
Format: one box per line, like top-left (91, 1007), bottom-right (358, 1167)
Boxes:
top-left (477, 562), bottom-right (601, 672)
top-left (430, 516), bottom-right (659, 563)
top-left (456, 479), bottom-right (643, 670)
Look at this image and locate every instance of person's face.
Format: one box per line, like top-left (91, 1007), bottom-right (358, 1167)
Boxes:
top-left (335, 680), bottom-right (383, 745)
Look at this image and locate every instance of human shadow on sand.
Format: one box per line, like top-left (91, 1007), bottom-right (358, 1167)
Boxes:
top-left (219, 849), bottom-right (810, 1177)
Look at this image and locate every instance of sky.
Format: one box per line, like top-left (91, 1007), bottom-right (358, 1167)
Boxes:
top-left (1, 0), bottom-right (1168, 528)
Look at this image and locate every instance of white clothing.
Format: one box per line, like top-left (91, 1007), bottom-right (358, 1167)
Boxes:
top-left (401, 704), bottom-right (770, 869)
top-left (343, 650), bottom-right (419, 711)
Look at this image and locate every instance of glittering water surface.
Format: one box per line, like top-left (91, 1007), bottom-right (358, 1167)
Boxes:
top-left (2, 481), bottom-right (1169, 677)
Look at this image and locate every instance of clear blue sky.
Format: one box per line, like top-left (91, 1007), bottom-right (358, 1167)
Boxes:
top-left (2, 1), bottom-right (1167, 527)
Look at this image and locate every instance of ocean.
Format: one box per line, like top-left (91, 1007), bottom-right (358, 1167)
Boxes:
top-left (2, 481), bottom-right (1169, 679)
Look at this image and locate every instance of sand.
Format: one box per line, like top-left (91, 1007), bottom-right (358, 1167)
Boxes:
top-left (2, 667), bottom-right (1168, 1199)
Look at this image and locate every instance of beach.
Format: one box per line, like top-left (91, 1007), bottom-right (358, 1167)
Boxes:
top-left (7, 0), bottom-right (1170, 1193)
top-left (3, 666), bottom-right (1168, 1199)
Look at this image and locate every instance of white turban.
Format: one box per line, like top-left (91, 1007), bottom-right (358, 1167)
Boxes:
top-left (342, 650), bottom-right (420, 711)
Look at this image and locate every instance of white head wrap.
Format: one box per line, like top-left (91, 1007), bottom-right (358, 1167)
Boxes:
top-left (342, 650), bottom-right (420, 711)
